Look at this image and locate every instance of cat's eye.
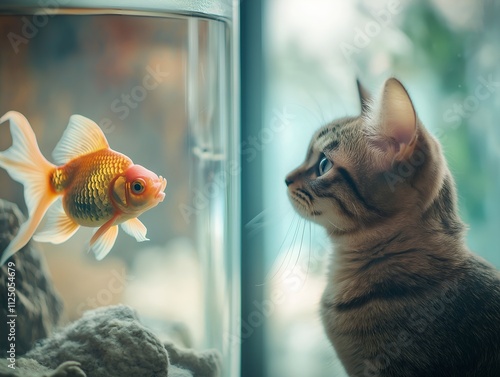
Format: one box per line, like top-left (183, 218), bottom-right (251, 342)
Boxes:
top-left (318, 157), bottom-right (333, 176)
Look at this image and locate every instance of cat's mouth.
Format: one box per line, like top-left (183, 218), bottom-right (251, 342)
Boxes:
top-left (288, 188), bottom-right (321, 217)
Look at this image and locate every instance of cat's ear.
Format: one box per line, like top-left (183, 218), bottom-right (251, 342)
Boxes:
top-left (365, 78), bottom-right (418, 169)
top-left (356, 79), bottom-right (371, 113)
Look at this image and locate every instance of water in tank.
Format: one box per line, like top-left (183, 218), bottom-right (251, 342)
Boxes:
top-left (0, 2), bottom-right (240, 376)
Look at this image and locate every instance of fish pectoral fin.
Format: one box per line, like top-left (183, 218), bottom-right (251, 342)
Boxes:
top-left (33, 198), bottom-right (80, 244)
top-left (90, 225), bottom-right (119, 261)
top-left (52, 114), bottom-right (109, 165)
top-left (120, 218), bottom-right (149, 242)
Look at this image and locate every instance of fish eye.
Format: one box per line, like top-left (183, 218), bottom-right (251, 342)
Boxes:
top-left (318, 156), bottom-right (333, 176)
top-left (131, 179), bottom-right (145, 195)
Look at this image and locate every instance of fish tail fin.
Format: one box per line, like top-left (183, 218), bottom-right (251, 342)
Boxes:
top-left (0, 111), bottom-right (57, 265)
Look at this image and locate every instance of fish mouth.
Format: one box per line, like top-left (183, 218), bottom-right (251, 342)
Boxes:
top-left (155, 176), bottom-right (167, 201)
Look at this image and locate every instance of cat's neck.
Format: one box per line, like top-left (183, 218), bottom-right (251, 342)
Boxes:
top-left (324, 210), bottom-right (468, 307)
top-left (328, 168), bottom-right (467, 264)
top-left (331, 213), bottom-right (464, 255)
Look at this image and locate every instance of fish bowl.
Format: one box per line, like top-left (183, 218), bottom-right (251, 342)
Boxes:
top-left (0, 1), bottom-right (240, 376)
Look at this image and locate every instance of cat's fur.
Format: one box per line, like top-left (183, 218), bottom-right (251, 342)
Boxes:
top-left (286, 78), bottom-right (500, 377)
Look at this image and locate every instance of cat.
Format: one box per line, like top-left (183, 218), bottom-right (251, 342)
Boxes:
top-left (285, 78), bottom-right (500, 377)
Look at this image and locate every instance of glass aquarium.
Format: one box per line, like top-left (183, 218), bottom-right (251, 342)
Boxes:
top-left (0, 1), bottom-right (239, 376)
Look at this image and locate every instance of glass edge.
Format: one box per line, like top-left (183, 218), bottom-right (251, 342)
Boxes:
top-left (229, 1), bottom-right (241, 377)
top-left (0, 3), bottom-right (233, 21)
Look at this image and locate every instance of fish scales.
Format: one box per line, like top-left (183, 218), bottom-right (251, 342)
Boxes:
top-left (52, 150), bottom-right (133, 226)
top-left (0, 111), bottom-right (166, 264)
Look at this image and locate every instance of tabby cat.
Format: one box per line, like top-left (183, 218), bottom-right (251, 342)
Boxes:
top-left (285, 78), bottom-right (500, 376)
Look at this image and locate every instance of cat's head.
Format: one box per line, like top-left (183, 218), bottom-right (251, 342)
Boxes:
top-left (286, 78), bottom-right (448, 235)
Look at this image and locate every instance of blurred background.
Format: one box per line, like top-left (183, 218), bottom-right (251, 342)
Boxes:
top-left (0, 1), bottom-right (499, 377)
top-left (242, 0), bottom-right (500, 376)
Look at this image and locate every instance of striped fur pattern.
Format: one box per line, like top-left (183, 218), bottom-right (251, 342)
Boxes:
top-left (286, 78), bottom-right (500, 376)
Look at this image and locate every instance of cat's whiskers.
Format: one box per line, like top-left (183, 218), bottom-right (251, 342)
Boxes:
top-left (327, 218), bottom-right (346, 232)
top-left (282, 78), bottom-right (500, 374)
top-left (290, 217), bottom-right (307, 279)
top-left (291, 190), bottom-right (312, 212)
top-left (261, 214), bottom-right (304, 285)
top-left (295, 94), bottom-right (326, 128)
top-left (279, 216), bottom-right (305, 279)
top-left (344, 197), bottom-right (363, 220)
top-left (303, 214), bottom-right (313, 285)
top-left (268, 215), bottom-right (314, 289)
top-left (254, 209), bottom-right (296, 287)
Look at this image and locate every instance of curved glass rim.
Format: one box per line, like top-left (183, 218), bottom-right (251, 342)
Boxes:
top-left (0, 0), bottom-right (234, 20)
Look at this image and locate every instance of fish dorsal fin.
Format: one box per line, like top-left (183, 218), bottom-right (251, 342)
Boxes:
top-left (121, 218), bottom-right (149, 242)
top-left (52, 114), bottom-right (109, 165)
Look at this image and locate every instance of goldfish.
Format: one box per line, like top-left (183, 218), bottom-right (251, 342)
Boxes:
top-left (0, 111), bottom-right (167, 265)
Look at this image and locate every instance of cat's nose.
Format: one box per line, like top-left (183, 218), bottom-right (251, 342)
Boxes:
top-left (285, 176), bottom-right (294, 186)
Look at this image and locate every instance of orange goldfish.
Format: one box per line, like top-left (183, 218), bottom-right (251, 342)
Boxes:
top-left (0, 111), bottom-right (167, 265)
